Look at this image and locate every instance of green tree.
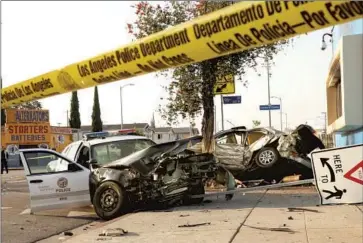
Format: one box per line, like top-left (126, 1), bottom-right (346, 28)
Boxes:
top-left (252, 120), bottom-right (261, 128)
top-left (69, 91), bottom-right (81, 128)
top-left (1, 109), bottom-right (6, 126)
top-left (12, 101), bottom-right (42, 109)
top-left (128, 1), bottom-right (290, 151)
top-left (91, 86), bottom-right (103, 132)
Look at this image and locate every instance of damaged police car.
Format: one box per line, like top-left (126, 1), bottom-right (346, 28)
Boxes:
top-left (89, 136), bottom-right (234, 220)
top-left (18, 131), bottom-right (234, 220)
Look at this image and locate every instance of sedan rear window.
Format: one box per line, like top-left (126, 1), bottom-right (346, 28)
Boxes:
top-left (91, 139), bottom-right (155, 165)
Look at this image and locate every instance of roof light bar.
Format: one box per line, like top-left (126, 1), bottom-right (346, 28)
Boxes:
top-left (83, 129), bottom-right (139, 141)
top-left (83, 131), bottom-right (109, 140)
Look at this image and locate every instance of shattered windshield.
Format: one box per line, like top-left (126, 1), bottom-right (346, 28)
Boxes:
top-left (91, 139), bottom-right (155, 165)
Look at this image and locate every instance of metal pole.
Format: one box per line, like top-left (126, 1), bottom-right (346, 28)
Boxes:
top-left (322, 112), bottom-right (327, 134)
top-left (214, 105), bottom-right (216, 132)
top-left (279, 98), bottom-right (283, 131)
top-left (266, 55), bottom-right (272, 128)
top-left (322, 112), bottom-right (327, 146)
top-left (120, 86), bottom-right (123, 129)
top-left (220, 95), bottom-right (224, 131)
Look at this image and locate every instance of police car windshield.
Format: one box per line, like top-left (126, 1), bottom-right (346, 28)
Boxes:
top-left (91, 139), bottom-right (155, 165)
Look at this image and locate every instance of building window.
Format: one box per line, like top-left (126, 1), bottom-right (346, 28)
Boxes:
top-left (336, 81), bottom-right (343, 118)
top-left (157, 134), bottom-right (162, 140)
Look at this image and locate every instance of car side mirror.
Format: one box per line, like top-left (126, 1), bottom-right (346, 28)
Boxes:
top-left (88, 158), bottom-right (98, 164)
top-left (68, 163), bottom-right (81, 172)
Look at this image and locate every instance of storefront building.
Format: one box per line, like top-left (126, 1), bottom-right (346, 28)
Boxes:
top-left (1, 108), bottom-right (74, 167)
top-left (326, 19), bottom-right (363, 147)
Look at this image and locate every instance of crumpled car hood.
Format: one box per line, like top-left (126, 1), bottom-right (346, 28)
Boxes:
top-left (102, 136), bottom-right (203, 173)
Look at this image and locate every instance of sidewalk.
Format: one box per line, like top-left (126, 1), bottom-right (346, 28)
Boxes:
top-left (41, 187), bottom-right (363, 243)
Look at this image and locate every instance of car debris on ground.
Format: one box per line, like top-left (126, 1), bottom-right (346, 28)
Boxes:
top-left (99, 228), bottom-right (128, 237)
top-left (178, 222), bottom-right (211, 228)
top-left (287, 207), bottom-right (320, 213)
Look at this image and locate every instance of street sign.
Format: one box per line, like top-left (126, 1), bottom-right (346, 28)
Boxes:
top-left (223, 96), bottom-right (241, 104)
top-left (213, 74), bottom-right (235, 95)
top-left (259, 104), bottom-right (280, 110)
top-left (311, 144), bottom-right (363, 205)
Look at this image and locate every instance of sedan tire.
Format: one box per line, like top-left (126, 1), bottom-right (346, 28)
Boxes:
top-left (93, 181), bottom-right (128, 220)
top-left (255, 147), bottom-right (280, 168)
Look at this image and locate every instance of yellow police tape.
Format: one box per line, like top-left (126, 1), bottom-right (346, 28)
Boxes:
top-left (1, 1), bottom-right (362, 108)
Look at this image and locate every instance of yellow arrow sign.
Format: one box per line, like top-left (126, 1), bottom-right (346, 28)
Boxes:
top-left (1, 1), bottom-right (362, 108)
top-left (214, 74), bottom-right (235, 95)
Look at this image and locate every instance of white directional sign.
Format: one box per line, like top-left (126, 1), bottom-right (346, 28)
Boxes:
top-left (311, 144), bottom-right (363, 205)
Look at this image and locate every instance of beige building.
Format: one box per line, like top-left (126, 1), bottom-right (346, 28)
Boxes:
top-left (325, 21), bottom-right (363, 147)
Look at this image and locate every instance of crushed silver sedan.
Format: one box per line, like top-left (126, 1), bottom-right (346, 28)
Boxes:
top-left (189, 124), bottom-right (325, 182)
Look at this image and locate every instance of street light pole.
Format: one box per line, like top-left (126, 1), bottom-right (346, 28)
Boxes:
top-left (321, 112), bottom-right (328, 146)
top-left (271, 96), bottom-right (282, 131)
top-left (265, 54), bottom-right (272, 128)
top-left (214, 105), bottom-right (216, 132)
top-left (321, 112), bottom-right (327, 134)
top-left (220, 95), bottom-right (224, 131)
top-left (120, 84), bottom-right (134, 129)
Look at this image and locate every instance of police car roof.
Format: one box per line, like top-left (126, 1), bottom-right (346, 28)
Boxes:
top-left (87, 135), bottom-right (152, 146)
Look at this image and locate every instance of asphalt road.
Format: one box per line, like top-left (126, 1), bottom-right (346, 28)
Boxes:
top-left (1, 170), bottom-right (100, 243)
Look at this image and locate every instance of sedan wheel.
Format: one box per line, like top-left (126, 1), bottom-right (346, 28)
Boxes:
top-left (255, 147), bottom-right (279, 168)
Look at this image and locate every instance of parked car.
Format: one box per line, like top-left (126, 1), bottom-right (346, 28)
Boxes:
top-left (18, 135), bottom-right (235, 221)
top-left (210, 124), bottom-right (325, 182)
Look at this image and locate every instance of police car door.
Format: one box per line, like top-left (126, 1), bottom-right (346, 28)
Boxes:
top-left (19, 149), bottom-right (91, 213)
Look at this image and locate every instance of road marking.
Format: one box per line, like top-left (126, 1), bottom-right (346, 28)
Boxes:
top-left (1, 207), bottom-right (12, 210)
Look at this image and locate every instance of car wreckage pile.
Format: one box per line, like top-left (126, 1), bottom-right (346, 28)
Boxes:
top-left (89, 125), bottom-right (325, 220)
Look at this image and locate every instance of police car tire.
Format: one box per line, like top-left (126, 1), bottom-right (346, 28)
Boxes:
top-left (93, 181), bottom-right (128, 221)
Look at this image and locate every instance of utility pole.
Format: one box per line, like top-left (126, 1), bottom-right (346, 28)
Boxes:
top-left (220, 95), bottom-right (224, 131)
top-left (322, 112), bottom-right (328, 146)
top-left (265, 54), bottom-right (272, 128)
top-left (321, 112), bottom-right (327, 134)
top-left (120, 87), bottom-right (123, 129)
top-left (214, 105), bottom-right (216, 132)
top-left (271, 96), bottom-right (282, 131)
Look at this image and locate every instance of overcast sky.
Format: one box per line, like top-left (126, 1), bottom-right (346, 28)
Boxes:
top-left (1, 1), bottom-right (333, 132)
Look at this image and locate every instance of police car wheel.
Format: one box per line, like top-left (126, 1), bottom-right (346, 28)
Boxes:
top-left (93, 181), bottom-right (128, 220)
